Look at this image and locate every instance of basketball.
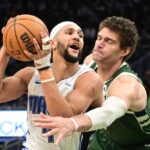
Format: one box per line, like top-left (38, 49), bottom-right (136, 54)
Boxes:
top-left (3, 14), bottom-right (49, 61)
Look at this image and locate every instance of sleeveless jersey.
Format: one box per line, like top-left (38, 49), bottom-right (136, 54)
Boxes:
top-left (25, 64), bottom-right (94, 150)
top-left (88, 62), bottom-right (150, 150)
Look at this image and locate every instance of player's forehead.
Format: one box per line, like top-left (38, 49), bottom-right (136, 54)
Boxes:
top-left (98, 27), bottom-right (119, 40)
top-left (59, 24), bottom-right (82, 34)
top-left (50, 21), bottom-right (83, 39)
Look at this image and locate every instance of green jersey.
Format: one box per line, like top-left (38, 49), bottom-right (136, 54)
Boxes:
top-left (88, 62), bottom-right (150, 150)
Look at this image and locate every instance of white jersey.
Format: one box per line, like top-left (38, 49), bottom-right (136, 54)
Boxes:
top-left (25, 64), bottom-right (93, 150)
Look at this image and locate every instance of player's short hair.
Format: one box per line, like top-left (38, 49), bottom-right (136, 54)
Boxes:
top-left (99, 16), bottom-right (139, 60)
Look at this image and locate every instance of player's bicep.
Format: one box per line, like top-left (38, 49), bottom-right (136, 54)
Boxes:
top-left (0, 76), bottom-right (27, 102)
top-left (107, 75), bottom-right (138, 108)
top-left (66, 73), bottom-right (102, 114)
top-left (66, 88), bottom-right (93, 115)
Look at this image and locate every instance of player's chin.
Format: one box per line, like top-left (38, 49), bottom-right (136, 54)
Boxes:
top-left (68, 49), bottom-right (79, 57)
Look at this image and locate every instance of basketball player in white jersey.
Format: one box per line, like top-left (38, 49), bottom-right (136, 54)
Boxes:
top-left (0, 21), bottom-right (103, 150)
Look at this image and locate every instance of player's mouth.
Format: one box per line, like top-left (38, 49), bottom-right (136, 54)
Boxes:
top-left (69, 43), bottom-right (80, 51)
top-left (93, 49), bottom-right (103, 55)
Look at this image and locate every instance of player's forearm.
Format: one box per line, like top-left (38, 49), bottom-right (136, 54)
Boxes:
top-left (0, 46), bottom-right (10, 88)
top-left (42, 83), bottom-right (74, 117)
top-left (39, 69), bottom-right (74, 117)
top-left (71, 96), bottom-right (127, 132)
top-left (72, 114), bottom-right (92, 132)
top-left (0, 46), bottom-right (13, 102)
top-left (85, 96), bottom-right (127, 131)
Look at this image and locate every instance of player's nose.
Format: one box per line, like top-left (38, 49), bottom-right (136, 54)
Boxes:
top-left (72, 32), bottom-right (81, 41)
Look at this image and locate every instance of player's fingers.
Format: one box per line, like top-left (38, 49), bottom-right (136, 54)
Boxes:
top-left (40, 32), bottom-right (49, 40)
top-left (40, 112), bottom-right (48, 118)
top-left (34, 122), bottom-right (52, 128)
top-left (34, 121), bottom-right (59, 129)
top-left (42, 128), bottom-right (59, 137)
top-left (2, 27), bottom-right (6, 34)
top-left (7, 17), bottom-right (14, 25)
top-left (41, 33), bottom-right (51, 51)
top-left (33, 118), bottom-right (52, 123)
top-left (33, 38), bottom-right (42, 55)
top-left (23, 50), bottom-right (34, 60)
top-left (55, 134), bottom-right (65, 146)
top-left (33, 116), bottom-right (53, 123)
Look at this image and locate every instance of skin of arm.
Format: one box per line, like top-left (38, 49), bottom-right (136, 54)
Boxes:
top-left (83, 53), bottom-right (93, 65)
top-left (24, 33), bottom-right (104, 117)
top-left (75, 75), bottom-right (147, 131)
top-left (0, 46), bottom-right (35, 103)
top-left (33, 74), bottom-right (147, 145)
top-left (39, 70), bottom-right (103, 117)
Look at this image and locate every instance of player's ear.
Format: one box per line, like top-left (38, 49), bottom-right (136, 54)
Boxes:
top-left (122, 47), bottom-right (131, 57)
top-left (50, 40), bottom-right (57, 51)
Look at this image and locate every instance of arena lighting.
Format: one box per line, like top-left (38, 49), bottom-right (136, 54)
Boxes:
top-left (0, 110), bottom-right (28, 137)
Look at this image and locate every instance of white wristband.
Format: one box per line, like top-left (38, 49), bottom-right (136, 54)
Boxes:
top-left (42, 36), bottom-right (50, 44)
top-left (42, 36), bottom-right (51, 51)
top-left (34, 53), bottom-right (51, 70)
top-left (40, 77), bottom-right (55, 83)
top-left (70, 118), bottom-right (79, 131)
top-left (42, 44), bottom-right (51, 51)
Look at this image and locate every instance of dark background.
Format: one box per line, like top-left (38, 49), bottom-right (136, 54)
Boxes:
top-left (0, 0), bottom-right (150, 108)
top-left (0, 1), bottom-right (150, 149)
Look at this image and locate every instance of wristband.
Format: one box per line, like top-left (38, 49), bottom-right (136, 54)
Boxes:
top-left (42, 44), bottom-right (51, 51)
top-left (70, 118), bottom-right (79, 131)
top-left (42, 36), bottom-right (51, 51)
top-left (42, 36), bottom-right (50, 44)
top-left (40, 77), bottom-right (55, 83)
top-left (38, 66), bottom-right (50, 71)
top-left (34, 53), bottom-right (51, 70)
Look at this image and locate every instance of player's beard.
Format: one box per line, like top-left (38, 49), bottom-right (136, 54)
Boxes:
top-left (63, 46), bottom-right (81, 63)
top-left (57, 41), bottom-right (81, 63)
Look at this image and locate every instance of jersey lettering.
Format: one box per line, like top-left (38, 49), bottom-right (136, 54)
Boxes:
top-left (29, 95), bottom-right (46, 114)
top-left (42, 128), bottom-right (54, 143)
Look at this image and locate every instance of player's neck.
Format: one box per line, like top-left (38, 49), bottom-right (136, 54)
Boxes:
top-left (52, 61), bottom-right (79, 82)
top-left (96, 61), bottom-right (123, 81)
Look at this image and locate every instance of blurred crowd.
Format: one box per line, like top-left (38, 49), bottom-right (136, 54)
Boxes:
top-left (0, 0), bottom-right (150, 109)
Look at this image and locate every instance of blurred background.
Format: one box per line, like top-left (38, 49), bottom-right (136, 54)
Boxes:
top-left (0, 0), bottom-right (150, 149)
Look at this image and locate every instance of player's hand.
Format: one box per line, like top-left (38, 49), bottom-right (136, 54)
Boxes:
top-left (1, 23), bottom-right (11, 57)
top-left (23, 32), bottom-right (51, 70)
top-left (23, 32), bottom-right (51, 61)
top-left (1, 27), bottom-right (9, 56)
top-left (1, 26), bottom-right (10, 57)
top-left (0, 45), bottom-right (10, 57)
top-left (33, 113), bottom-right (76, 145)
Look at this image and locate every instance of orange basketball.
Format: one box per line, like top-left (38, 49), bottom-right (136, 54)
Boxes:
top-left (3, 14), bottom-right (49, 61)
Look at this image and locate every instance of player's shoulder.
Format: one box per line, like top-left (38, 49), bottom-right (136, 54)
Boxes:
top-left (19, 66), bottom-right (36, 74)
top-left (115, 73), bottom-right (140, 84)
top-left (14, 66), bottom-right (36, 83)
top-left (84, 53), bottom-right (93, 65)
top-left (78, 67), bottom-right (102, 86)
top-left (110, 73), bottom-right (145, 94)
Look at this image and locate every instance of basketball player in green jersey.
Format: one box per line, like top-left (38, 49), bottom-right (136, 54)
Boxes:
top-left (33, 16), bottom-right (150, 150)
